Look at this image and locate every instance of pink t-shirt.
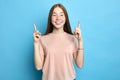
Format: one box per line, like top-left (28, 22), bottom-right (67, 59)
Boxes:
top-left (39, 32), bottom-right (78, 80)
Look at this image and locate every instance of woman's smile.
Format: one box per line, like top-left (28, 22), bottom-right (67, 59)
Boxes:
top-left (55, 20), bottom-right (63, 25)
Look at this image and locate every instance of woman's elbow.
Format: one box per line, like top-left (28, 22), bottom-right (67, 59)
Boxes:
top-left (76, 63), bottom-right (84, 68)
top-left (35, 65), bottom-right (42, 70)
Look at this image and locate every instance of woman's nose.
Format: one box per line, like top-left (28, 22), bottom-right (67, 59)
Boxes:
top-left (56, 16), bottom-right (60, 20)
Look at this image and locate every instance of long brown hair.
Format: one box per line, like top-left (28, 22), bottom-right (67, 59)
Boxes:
top-left (45, 3), bottom-right (73, 35)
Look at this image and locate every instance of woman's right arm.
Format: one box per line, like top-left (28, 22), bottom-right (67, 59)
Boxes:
top-left (33, 30), bottom-right (44, 70)
top-left (34, 42), bottom-right (44, 70)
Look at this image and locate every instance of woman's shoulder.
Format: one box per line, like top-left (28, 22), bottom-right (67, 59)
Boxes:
top-left (65, 32), bottom-right (75, 39)
top-left (65, 32), bottom-right (77, 43)
top-left (40, 33), bottom-right (52, 40)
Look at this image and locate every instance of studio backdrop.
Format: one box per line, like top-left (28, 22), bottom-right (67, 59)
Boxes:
top-left (0, 0), bottom-right (120, 80)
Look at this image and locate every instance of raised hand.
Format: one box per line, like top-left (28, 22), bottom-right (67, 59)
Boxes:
top-left (33, 24), bottom-right (41, 42)
top-left (74, 21), bottom-right (82, 41)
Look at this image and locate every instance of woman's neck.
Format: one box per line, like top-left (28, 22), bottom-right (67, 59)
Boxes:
top-left (52, 27), bottom-right (64, 34)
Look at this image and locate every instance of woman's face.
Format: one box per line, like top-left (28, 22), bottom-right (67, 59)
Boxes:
top-left (51, 7), bottom-right (66, 29)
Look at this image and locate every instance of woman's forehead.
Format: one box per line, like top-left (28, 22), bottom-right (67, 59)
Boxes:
top-left (53, 7), bottom-right (64, 13)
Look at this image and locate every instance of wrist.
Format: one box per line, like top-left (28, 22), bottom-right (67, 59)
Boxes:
top-left (78, 47), bottom-right (84, 50)
top-left (78, 37), bottom-right (83, 41)
top-left (34, 41), bottom-right (39, 45)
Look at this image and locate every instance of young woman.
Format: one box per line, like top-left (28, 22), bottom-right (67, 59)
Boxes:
top-left (33, 3), bottom-right (84, 80)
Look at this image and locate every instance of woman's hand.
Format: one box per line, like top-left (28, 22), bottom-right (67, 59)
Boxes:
top-left (33, 24), bottom-right (41, 43)
top-left (74, 21), bottom-right (82, 41)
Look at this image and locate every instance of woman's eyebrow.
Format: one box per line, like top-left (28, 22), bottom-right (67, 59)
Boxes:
top-left (53, 12), bottom-right (64, 14)
top-left (60, 11), bottom-right (64, 13)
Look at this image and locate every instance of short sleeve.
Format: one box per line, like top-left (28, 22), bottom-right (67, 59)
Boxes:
top-left (73, 37), bottom-right (78, 53)
top-left (73, 37), bottom-right (78, 60)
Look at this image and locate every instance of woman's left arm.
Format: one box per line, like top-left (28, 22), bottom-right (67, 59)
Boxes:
top-left (73, 22), bottom-right (84, 68)
top-left (75, 38), bottom-right (84, 68)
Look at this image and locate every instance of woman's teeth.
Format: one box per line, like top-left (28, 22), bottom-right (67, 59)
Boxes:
top-left (55, 21), bottom-right (62, 25)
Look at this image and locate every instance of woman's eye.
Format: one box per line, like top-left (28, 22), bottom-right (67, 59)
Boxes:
top-left (52, 14), bottom-right (57, 16)
top-left (60, 14), bottom-right (63, 16)
top-left (60, 13), bottom-right (64, 16)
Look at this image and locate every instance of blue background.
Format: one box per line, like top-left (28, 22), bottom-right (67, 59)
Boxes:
top-left (0, 0), bottom-right (120, 80)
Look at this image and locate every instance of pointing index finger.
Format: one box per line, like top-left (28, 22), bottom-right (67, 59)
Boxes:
top-left (78, 21), bottom-right (80, 28)
top-left (34, 24), bottom-right (37, 31)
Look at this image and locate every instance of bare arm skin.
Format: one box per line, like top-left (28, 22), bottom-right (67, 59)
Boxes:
top-left (33, 24), bottom-right (44, 70)
top-left (73, 22), bottom-right (84, 68)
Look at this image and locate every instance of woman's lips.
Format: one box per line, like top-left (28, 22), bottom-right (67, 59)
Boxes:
top-left (55, 21), bottom-right (63, 25)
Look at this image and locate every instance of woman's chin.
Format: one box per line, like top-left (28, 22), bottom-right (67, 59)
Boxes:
top-left (54, 25), bottom-right (64, 29)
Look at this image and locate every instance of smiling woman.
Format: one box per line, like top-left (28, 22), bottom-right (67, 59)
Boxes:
top-left (33, 3), bottom-right (84, 80)
top-left (51, 7), bottom-right (66, 29)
